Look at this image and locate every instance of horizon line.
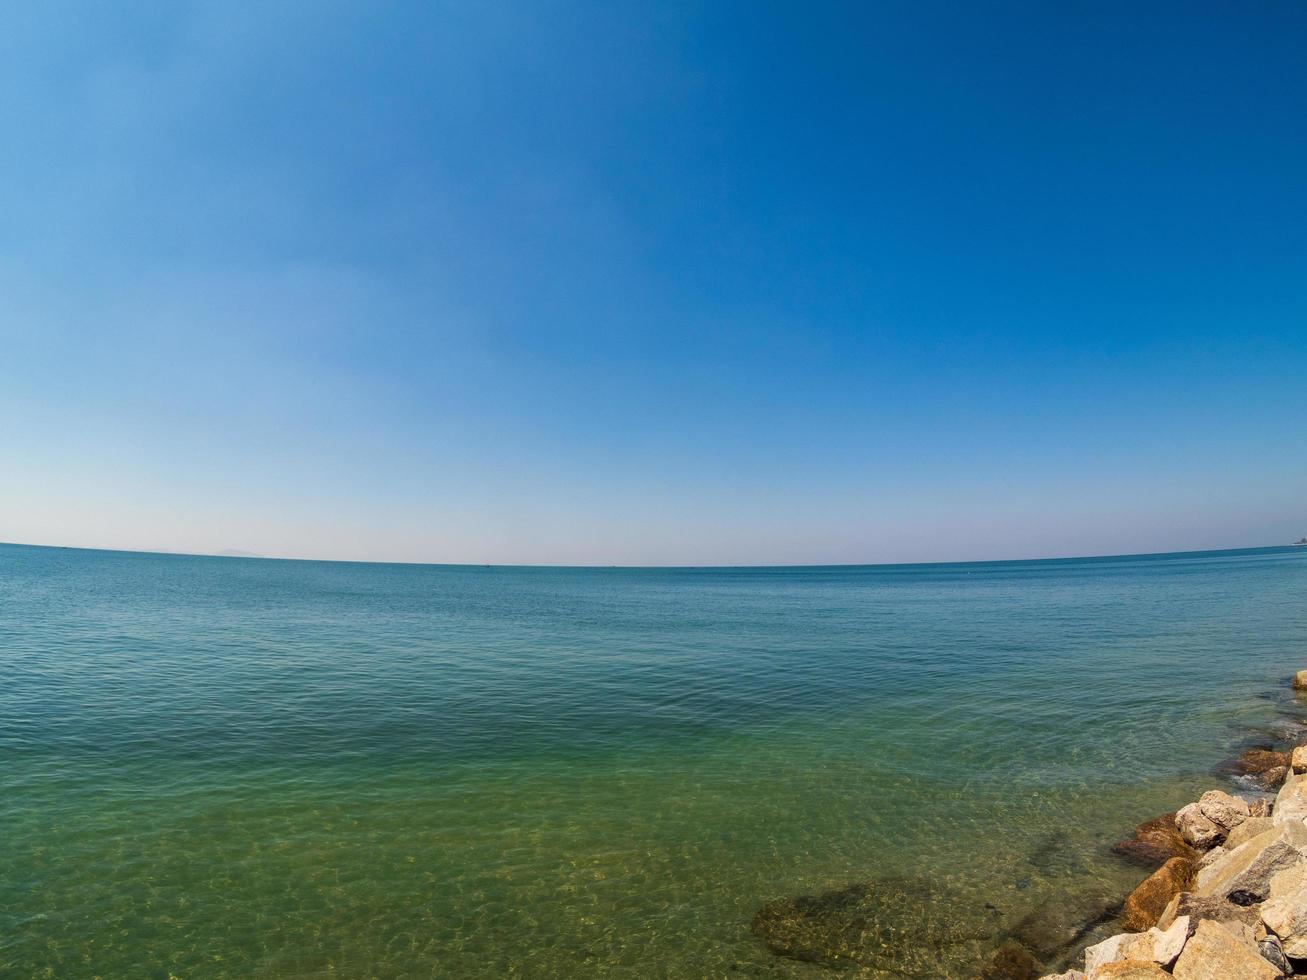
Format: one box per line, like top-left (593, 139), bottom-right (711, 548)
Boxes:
top-left (0, 538), bottom-right (1297, 572)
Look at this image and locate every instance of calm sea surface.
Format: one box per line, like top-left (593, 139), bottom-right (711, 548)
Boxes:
top-left (3, 544), bottom-right (1306, 977)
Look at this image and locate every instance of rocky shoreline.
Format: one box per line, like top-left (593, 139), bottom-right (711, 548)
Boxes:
top-left (1029, 669), bottom-right (1307, 980)
top-left (751, 670), bottom-right (1307, 978)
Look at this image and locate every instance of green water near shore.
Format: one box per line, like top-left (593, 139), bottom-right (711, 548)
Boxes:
top-left (3, 544), bottom-right (1306, 976)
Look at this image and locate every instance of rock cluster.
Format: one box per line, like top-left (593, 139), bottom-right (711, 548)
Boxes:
top-left (1035, 670), bottom-right (1307, 980)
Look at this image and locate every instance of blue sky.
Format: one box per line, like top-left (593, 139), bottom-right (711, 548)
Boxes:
top-left (2, 1), bottom-right (1305, 564)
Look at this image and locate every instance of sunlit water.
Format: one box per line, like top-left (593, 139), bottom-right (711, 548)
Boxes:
top-left (3, 544), bottom-right (1306, 977)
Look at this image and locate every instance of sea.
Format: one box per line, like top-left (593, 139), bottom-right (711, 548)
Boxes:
top-left (3, 543), bottom-right (1306, 977)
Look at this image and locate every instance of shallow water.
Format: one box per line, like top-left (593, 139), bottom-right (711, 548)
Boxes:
top-left (3, 544), bottom-right (1306, 977)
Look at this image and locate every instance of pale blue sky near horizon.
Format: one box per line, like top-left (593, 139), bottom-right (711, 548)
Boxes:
top-left (2, 1), bottom-right (1305, 566)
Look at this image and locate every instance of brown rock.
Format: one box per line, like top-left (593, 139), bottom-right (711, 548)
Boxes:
top-left (1232, 748), bottom-right (1292, 774)
top-left (1111, 812), bottom-right (1197, 868)
top-left (1246, 766), bottom-right (1289, 792)
top-left (1088, 961), bottom-right (1169, 979)
top-left (979, 941), bottom-right (1041, 980)
top-left (1006, 888), bottom-right (1120, 960)
top-left (1175, 804), bottom-right (1224, 850)
top-left (1122, 857), bottom-right (1196, 931)
top-left (1196, 822), bottom-right (1307, 904)
top-left (1292, 669), bottom-right (1307, 691)
top-left (1249, 796), bottom-right (1271, 818)
top-left (750, 877), bottom-right (998, 971)
top-left (1197, 790), bottom-right (1250, 831)
top-left (1171, 918), bottom-right (1279, 979)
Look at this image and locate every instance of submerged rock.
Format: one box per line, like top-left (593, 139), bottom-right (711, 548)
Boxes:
top-left (751, 877), bottom-right (998, 974)
top-left (1006, 888), bottom-right (1120, 961)
top-left (1111, 813), bottom-right (1196, 869)
top-left (1121, 857), bottom-right (1196, 932)
top-left (979, 941), bottom-right (1041, 980)
top-left (1233, 748), bottom-right (1291, 774)
top-left (1244, 766), bottom-right (1289, 792)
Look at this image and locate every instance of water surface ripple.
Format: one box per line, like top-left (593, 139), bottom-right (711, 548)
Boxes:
top-left (2, 544), bottom-right (1306, 976)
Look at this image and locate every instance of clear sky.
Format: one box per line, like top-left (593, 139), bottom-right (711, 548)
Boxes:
top-left (2, 2), bottom-right (1305, 565)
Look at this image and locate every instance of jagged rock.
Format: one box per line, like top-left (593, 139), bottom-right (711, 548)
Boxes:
top-left (1171, 918), bottom-right (1279, 979)
top-left (1292, 744), bottom-right (1307, 775)
top-left (1246, 767), bottom-right (1290, 792)
top-left (1122, 857), bottom-right (1196, 931)
top-left (1292, 669), bottom-right (1307, 690)
top-left (1175, 804), bottom-right (1224, 850)
top-left (1037, 972), bottom-right (1086, 980)
top-left (1225, 816), bottom-right (1274, 851)
top-left (1249, 796), bottom-right (1271, 818)
top-left (1088, 961), bottom-right (1169, 979)
top-left (1112, 813), bottom-right (1196, 869)
top-left (751, 877), bottom-right (998, 973)
top-left (979, 941), bottom-right (1042, 979)
top-left (1084, 932), bottom-right (1150, 971)
top-left (1230, 748), bottom-right (1292, 774)
top-left (1197, 789), bottom-right (1250, 831)
top-left (1197, 822), bottom-right (1307, 904)
top-left (1156, 891), bottom-right (1261, 935)
top-left (1146, 914), bottom-right (1190, 967)
top-left (1258, 862), bottom-right (1307, 957)
top-left (1272, 770), bottom-right (1307, 826)
top-left (1256, 935), bottom-right (1292, 975)
top-left (1196, 846), bottom-right (1226, 870)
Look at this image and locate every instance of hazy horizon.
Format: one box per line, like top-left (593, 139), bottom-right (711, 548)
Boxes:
top-left (1, 537), bottom-right (1301, 570)
top-left (4, 2), bottom-right (1305, 566)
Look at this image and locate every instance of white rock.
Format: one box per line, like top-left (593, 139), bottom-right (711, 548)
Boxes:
top-left (1144, 914), bottom-right (1190, 967)
top-left (1197, 822), bottom-right (1307, 903)
top-left (1291, 744), bottom-right (1307, 775)
top-left (1198, 789), bottom-right (1250, 831)
top-left (1259, 861), bottom-right (1307, 957)
top-left (1176, 802), bottom-right (1224, 849)
top-left (1273, 771), bottom-right (1307, 826)
top-left (1084, 931), bottom-right (1151, 971)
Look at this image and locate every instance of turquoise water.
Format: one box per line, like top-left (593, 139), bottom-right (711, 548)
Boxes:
top-left (3, 544), bottom-right (1306, 977)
